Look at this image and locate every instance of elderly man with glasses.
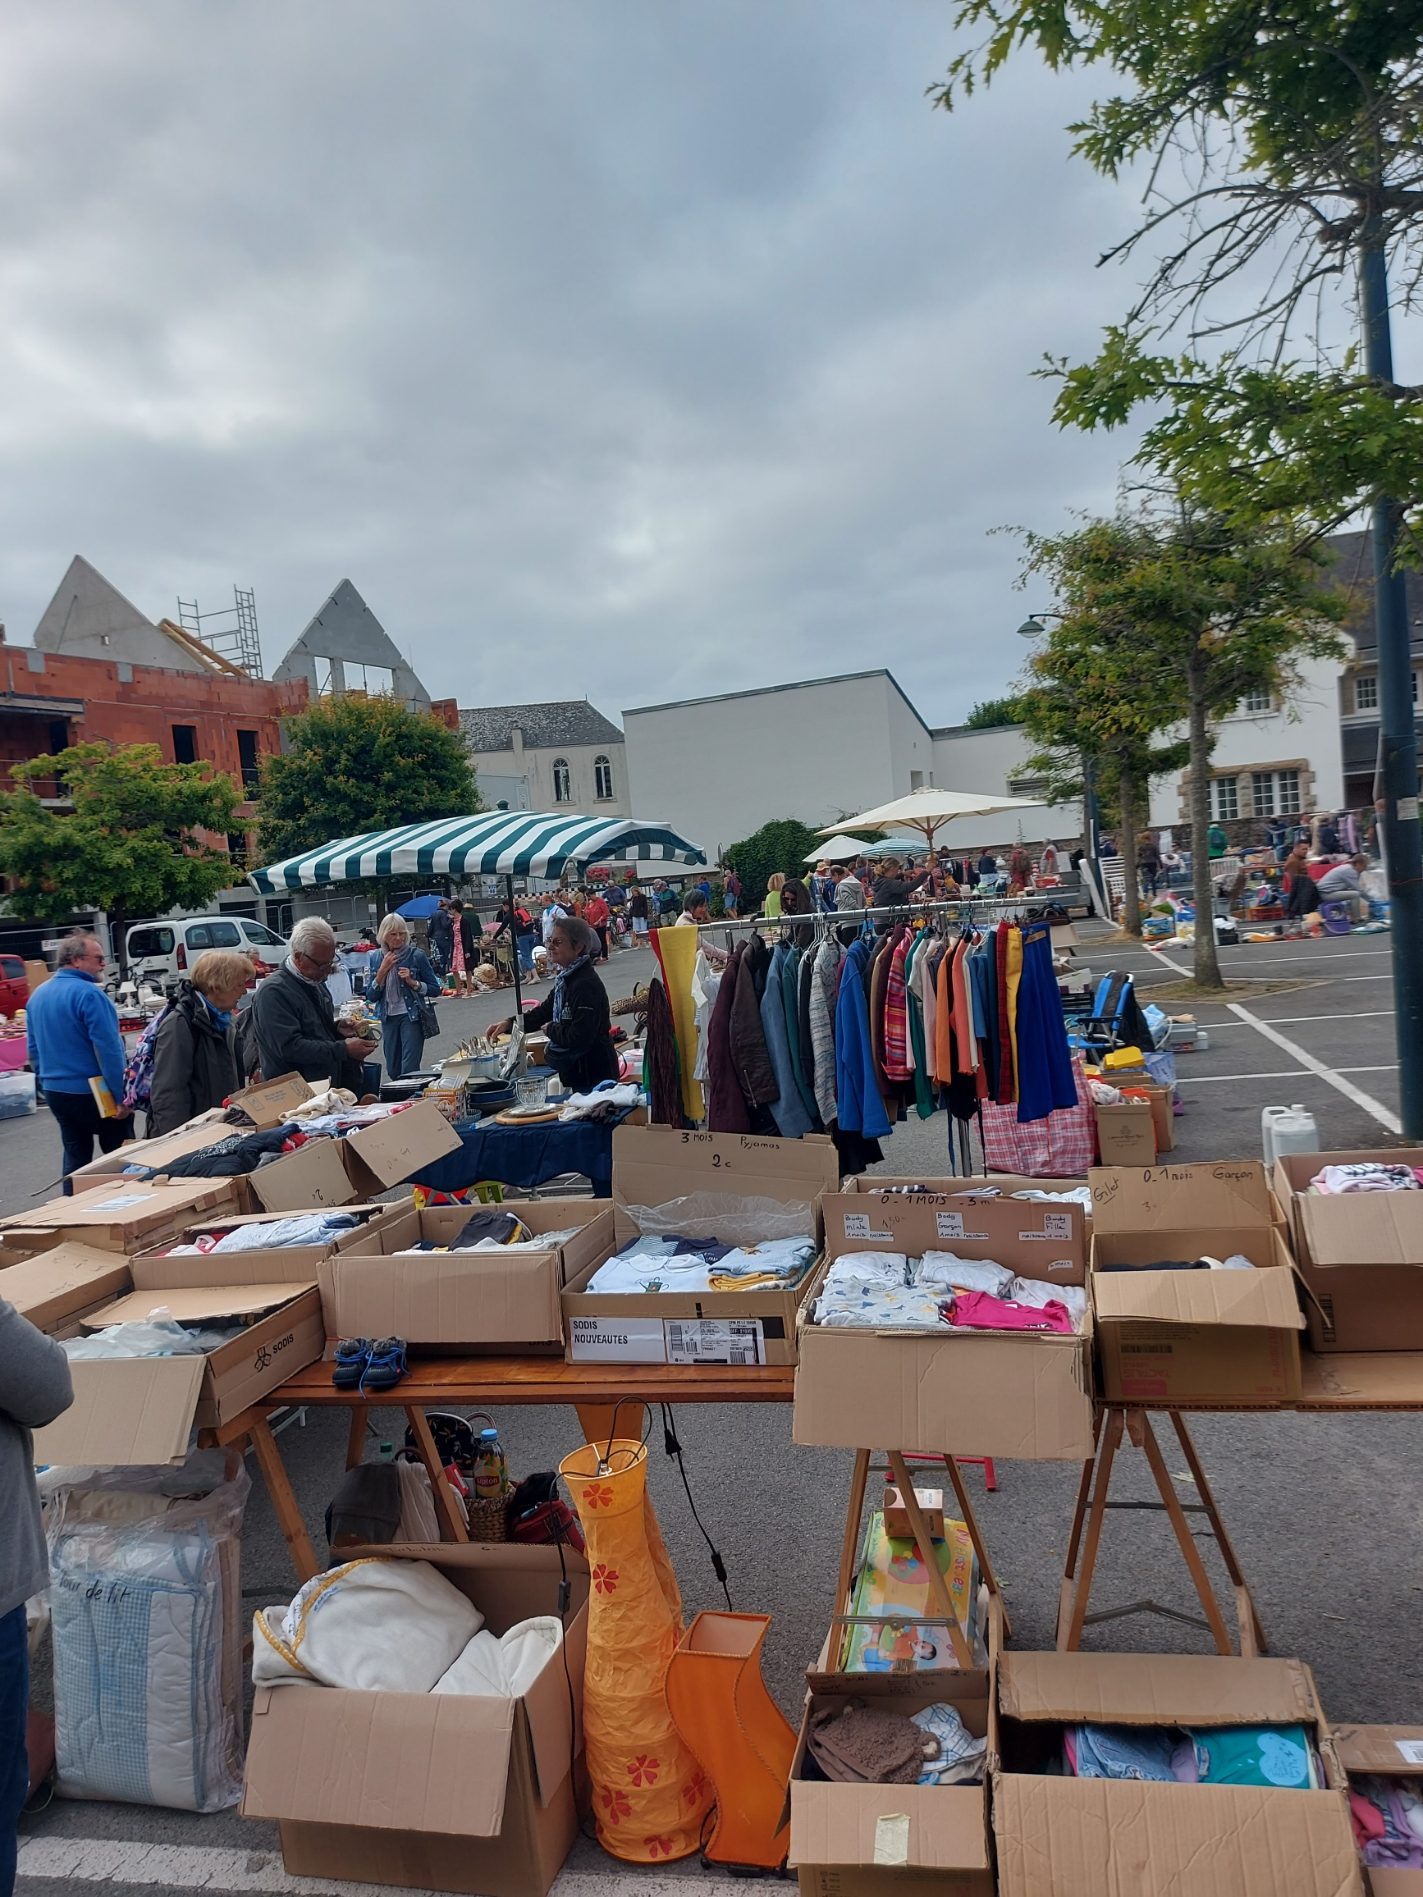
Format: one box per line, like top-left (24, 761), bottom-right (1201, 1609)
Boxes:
top-left (25, 931), bottom-right (133, 1187)
top-left (248, 916), bottom-right (372, 1092)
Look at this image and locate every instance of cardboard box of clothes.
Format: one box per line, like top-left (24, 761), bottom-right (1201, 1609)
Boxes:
top-left (68, 1094), bottom-right (462, 1212)
top-left (991, 1649), bottom-right (1364, 1897)
top-left (793, 1191), bottom-right (1094, 1460)
top-left (1273, 1148), bottom-right (1423, 1353)
top-left (1089, 1163), bottom-right (1304, 1406)
top-left (242, 1544), bottom-right (588, 1897)
top-left (31, 1244), bottom-right (324, 1466)
top-left (837, 1173), bottom-right (1091, 1205)
top-left (1094, 1100), bottom-right (1156, 1168)
top-left (787, 1662), bottom-right (994, 1897)
top-left (0, 1177), bottom-right (242, 1254)
top-left (130, 1199), bottom-right (406, 1284)
top-left (560, 1125), bottom-right (839, 1367)
top-left (1333, 1724), bottom-right (1423, 1893)
top-left (324, 1200), bottom-right (616, 1351)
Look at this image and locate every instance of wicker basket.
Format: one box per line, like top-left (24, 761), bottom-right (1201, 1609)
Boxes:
top-left (465, 1494), bottom-right (509, 1543)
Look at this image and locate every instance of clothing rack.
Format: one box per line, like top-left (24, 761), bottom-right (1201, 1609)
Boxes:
top-left (691, 895), bottom-right (1045, 938)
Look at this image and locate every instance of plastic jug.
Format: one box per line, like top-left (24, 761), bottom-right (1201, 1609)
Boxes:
top-left (1261, 1104), bottom-right (1319, 1166)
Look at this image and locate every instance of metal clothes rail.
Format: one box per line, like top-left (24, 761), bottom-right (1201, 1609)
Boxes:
top-left (691, 895), bottom-right (1048, 936)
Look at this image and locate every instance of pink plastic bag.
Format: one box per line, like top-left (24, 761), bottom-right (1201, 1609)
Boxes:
top-left (980, 1056), bottom-right (1095, 1176)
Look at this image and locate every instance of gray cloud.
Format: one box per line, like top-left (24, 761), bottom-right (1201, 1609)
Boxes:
top-left (0, 2), bottom-right (1148, 724)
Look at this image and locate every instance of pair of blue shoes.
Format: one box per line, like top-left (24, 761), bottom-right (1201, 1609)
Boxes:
top-left (332, 1336), bottom-right (408, 1394)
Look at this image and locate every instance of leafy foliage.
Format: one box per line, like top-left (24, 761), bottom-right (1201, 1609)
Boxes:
top-left (0, 743), bottom-right (241, 925)
top-left (256, 696), bottom-right (478, 864)
top-left (963, 695), bottom-right (1027, 729)
top-left (724, 817), bottom-right (821, 908)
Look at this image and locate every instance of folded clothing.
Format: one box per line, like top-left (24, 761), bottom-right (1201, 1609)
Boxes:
top-left (914, 1252), bottom-right (1015, 1297)
top-left (1352, 1776), bottom-right (1423, 1869)
top-left (1013, 1186), bottom-right (1093, 1213)
top-left (912, 1702), bottom-right (987, 1786)
top-left (199, 1211), bottom-right (363, 1254)
top-left (816, 1267), bottom-right (1085, 1334)
top-left (945, 1289), bottom-right (1075, 1334)
top-left (252, 1558), bottom-right (485, 1693)
top-left (824, 1251), bottom-right (912, 1290)
top-left (816, 1288), bottom-right (947, 1329)
top-left (1005, 1278), bottom-right (1086, 1326)
top-left (1066, 1722), bottom-right (1320, 1789)
top-left (1312, 1162), bottom-right (1423, 1194)
top-left (587, 1233), bottom-right (813, 1294)
top-left (432, 1617), bottom-right (562, 1697)
top-left (807, 1702), bottom-right (924, 1785)
top-left (451, 1209), bottom-right (533, 1249)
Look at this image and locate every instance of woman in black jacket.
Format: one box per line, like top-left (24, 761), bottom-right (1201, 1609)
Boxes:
top-left (495, 916), bottom-right (617, 1094)
top-left (446, 900), bottom-right (482, 997)
top-left (148, 949), bottom-right (252, 1134)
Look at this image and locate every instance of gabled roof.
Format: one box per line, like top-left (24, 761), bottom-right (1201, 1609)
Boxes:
top-left (272, 579), bottom-right (430, 706)
top-left (459, 700), bottom-right (624, 752)
top-left (33, 555), bottom-right (229, 674)
top-left (1326, 530), bottom-right (1423, 656)
top-left (623, 667), bottom-right (931, 732)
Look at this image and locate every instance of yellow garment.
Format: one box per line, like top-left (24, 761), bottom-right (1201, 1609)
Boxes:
top-left (707, 1271), bottom-right (786, 1292)
top-left (560, 1440), bottom-right (712, 1863)
top-left (763, 890), bottom-right (782, 919)
top-left (650, 924), bottom-right (705, 1122)
top-left (1005, 925), bottom-right (1023, 1105)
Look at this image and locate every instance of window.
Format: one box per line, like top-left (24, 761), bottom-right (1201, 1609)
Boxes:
top-left (552, 757), bottom-right (571, 803)
top-left (1239, 686), bottom-right (1274, 714)
top-left (1209, 776), bottom-right (1240, 822)
top-left (594, 754), bottom-right (614, 800)
top-left (1250, 769), bottom-right (1302, 817)
top-left (237, 729), bottom-right (261, 791)
top-left (171, 724), bottom-right (198, 765)
top-left (1415, 671), bottom-right (1420, 704)
top-left (1354, 675), bottom-right (1379, 712)
top-left (126, 927), bottom-right (175, 959)
top-left (1009, 774), bottom-right (1048, 800)
top-left (241, 921), bottom-right (287, 947)
top-left (226, 832), bottom-right (248, 870)
top-left (185, 920), bottom-right (243, 951)
top-left (910, 769), bottom-right (925, 792)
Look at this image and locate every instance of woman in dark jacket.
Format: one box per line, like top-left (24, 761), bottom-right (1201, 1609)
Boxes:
top-left (148, 949), bottom-right (252, 1134)
top-left (496, 916), bottom-right (617, 1094)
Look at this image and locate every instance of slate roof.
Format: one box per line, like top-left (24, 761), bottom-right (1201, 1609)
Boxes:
top-left (458, 700), bottom-right (624, 752)
top-left (1325, 530), bottom-right (1423, 657)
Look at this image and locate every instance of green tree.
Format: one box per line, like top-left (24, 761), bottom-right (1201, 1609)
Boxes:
top-left (1013, 519), bottom-right (1190, 935)
top-left (962, 695), bottom-right (1026, 730)
top-left (0, 742), bottom-right (241, 950)
top-left (256, 696), bottom-right (478, 864)
top-left (724, 817), bottom-right (821, 909)
top-left (931, 1), bottom-right (1423, 552)
top-left (1022, 509), bottom-right (1344, 987)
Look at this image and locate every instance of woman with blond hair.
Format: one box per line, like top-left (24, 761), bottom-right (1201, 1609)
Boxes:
top-left (148, 948), bottom-right (255, 1134)
top-left (372, 913), bottom-right (441, 1080)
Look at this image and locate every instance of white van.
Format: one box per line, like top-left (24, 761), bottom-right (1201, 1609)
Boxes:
top-left (124, 915), bottom-right (290, 992)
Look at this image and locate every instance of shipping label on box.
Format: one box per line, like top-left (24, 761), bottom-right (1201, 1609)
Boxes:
top-left (664, 1318), bottom-right (764, 1365)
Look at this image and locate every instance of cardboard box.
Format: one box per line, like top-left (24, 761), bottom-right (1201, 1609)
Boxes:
top-left (794, 1192), bottom-right (1093, 1460)
top-left (885, 1485), bottom-right (946, 1541)
top-left (1334, 1725), bottom-right (1423, 1894)
top-left (1090, 1163), bottom-right (1304, 1406)
top-left (992, 1650), bottom-right (1364, 1897)
top-left (1138, 1083), bottom-right (1176, 1155)
top-left (243, 1544), bottom-right (587, 1897)
top-left (0, 1178), bottom-right (241, 1253)
top-left (788, 1665), bottom-right (993, 1897)
top-left (560, 1125), bottom-right (840, 1366)
top-left (0, 1241), bottom-right (132, 1333)
top-left (129, 1199), bottom-right (404, 1285)
top-left (1095, 1101), bottom-right (1156, 1167)
top-left (325, 1200), bottom-right (615, 1350)
top-left (1274, 1149), bottom-right (1423, 1353)
top-left (68, 1098), bottom-right (462, 1212)
top-left (839, 1173), bottom-right (1090, 1202)
top-left (31, 1248), bottom-right (325, 1466)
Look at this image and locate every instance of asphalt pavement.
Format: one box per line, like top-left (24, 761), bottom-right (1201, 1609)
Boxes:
top-left (14, 922), bottom-right (1422, 1897)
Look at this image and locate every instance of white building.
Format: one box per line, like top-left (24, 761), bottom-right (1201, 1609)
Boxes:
top-left (459, 700), bottom-right (628, 820)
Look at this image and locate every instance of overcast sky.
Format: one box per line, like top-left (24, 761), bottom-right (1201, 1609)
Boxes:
top-left (0, 4), bottom-right (1156, 725)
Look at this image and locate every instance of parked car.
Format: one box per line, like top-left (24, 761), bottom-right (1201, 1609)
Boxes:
top-left (0, 953), bottom-right (28, 1017)
top-left (124, 916), bottom-right (290, 992)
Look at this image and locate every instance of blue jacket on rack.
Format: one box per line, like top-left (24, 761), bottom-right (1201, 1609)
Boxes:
top-left (835, 936), bottom-right (891, 1140)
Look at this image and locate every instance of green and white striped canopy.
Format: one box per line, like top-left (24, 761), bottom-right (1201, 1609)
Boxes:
top-left (248, 811), bottom-right (706, 893)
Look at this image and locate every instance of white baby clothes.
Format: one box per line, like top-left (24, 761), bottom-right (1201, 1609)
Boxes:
top-left (1006, 1278), bottom-right (1087, 1328)
top-left (914, 1252), bottom-right (1015, 1297)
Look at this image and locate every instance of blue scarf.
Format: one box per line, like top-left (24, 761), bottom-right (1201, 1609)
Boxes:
top-left (202, 994), bottom-right (233, 1032)
top-left (551, 953), bottom-right (591, 1022)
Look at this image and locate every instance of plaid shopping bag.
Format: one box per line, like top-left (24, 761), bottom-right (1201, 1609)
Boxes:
top-left (980, 1056), bottom-right (1095, 1176)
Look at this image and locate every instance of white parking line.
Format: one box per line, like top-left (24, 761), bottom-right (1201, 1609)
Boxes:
top-left (1175, 1070), bottom-right (1308, 1084)
top-left (1149, 949), bottom-right (1401, 1134)
top-left (1241, 1010), bottom-right (1394, 1027)
top-left (15, 1837), bottom-right (729, 1896)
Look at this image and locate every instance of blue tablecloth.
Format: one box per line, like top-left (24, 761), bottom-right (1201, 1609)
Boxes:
top-left (407, 1107), bottom-right (635, 1198)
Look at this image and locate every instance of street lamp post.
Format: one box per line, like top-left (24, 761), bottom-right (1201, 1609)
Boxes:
top-left (1016, 612), bottom-right (1106, 918)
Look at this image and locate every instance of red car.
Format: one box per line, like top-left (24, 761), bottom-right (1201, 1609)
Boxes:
top-left (0, 953), bottom-right (28, 1018)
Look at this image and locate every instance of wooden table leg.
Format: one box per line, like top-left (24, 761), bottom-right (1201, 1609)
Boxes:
top-left (942, 1454), bottom-right (1012, 1642)
top-left (345, 1405), bottom-right (368, 1470)
top-left (405, 1406), bottom-right (470, 1544)
top-left (888, 1451), bottom-right (974, 1669)
top-left (247, 1416), bottom-right (321, 1584)
top-left (1058, 1406), bottom-right (1123, 1651)
top-left (834, 1450), bottom-right (872, 1619)
top-left (1137, 1411), bottom-right (1233, 1656)
top-left (1057, 1411), bottom-right (1103, 1643)
top-left (1169, 1411), bottom-right (1268, 1657)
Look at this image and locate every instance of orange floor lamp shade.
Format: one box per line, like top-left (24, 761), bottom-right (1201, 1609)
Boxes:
top-left (560, 1438), bottom-right (713, 1863)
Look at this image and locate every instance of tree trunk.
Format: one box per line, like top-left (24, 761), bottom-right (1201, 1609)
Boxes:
top-left (1187, 655), bottom-right (1224, 991)
top-left (1117, 756), bottom-right (1143, 936)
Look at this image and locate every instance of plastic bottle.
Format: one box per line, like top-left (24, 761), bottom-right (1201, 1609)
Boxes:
top-left (472, 1426), bottom-right (508, 1501)
top-left (1261, 1104), bottom-right (1319, 1166)
top-left (378, 1440), bottom-right (396, 1462)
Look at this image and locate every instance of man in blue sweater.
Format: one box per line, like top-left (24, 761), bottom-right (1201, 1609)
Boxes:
top-left (25, 933), bottom-right (132, 1186)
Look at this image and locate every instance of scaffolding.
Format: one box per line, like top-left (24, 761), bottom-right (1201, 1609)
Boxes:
top-left (176, 585), bottom-right (263, 677)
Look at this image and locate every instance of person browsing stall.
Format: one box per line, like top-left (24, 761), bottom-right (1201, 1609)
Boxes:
top-left (370, 912), bottom-right (441, 1081)
top-left (1316, 853), bottom-right (1370, 923)
top-left (494, 915), bottom-right (617, 1094)
top-left (148, 949), bottom-right (254, 1135)
top-left (25, 932), bottom-right (132, 1183)
top-left (248, 916), bottom-right (372, 1092)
